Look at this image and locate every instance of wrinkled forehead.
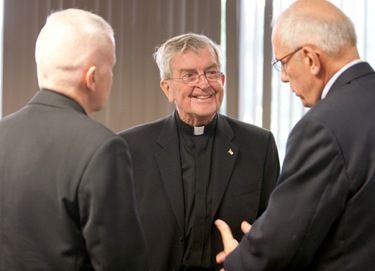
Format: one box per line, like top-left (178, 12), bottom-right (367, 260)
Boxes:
top-left (177, 46), bottom-right (219, 64)
top-left (171, 46), bottom-right (219, 70)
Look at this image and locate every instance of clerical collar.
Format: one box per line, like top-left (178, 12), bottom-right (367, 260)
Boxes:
top-left (194, 126), bottom-right (205, 135)
top-left (175, 111), bottom-right (217, 136)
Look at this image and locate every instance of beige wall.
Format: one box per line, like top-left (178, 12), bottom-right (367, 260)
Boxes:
top-left (2, 0), bottom-right (221, 132)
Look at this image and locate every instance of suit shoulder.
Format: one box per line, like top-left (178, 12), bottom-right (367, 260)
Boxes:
top-left (119, 116), bottom-right (167, 136)
top-left (222, 115), bottom-right (272, 137)
top-left (118, 116), bottom-right (170, 145)
top-left (68, 113), bottom-right (117, 143)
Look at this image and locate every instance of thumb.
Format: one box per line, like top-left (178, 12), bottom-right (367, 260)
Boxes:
top-left (216, 251), bottom-right (226, 264)
top-left (241, 221), bottom-right (252, 234)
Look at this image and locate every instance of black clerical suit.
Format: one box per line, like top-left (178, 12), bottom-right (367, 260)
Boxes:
top-left (119, 111), bottom-right (280, 271)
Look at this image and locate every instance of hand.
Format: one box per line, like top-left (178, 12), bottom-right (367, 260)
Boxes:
top-left (215, 219), bottom-right (253, 270)
top-left (214, 219), bottom-right (239, 269)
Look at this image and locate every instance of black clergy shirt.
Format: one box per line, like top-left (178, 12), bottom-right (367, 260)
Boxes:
top-left (176, 112), bottom-right (217, 270)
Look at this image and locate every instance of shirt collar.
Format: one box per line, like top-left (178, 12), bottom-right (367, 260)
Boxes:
top-left (175, 111), bottom-right (217, 136)
top-left (321, 59), bottom-right (364, 99)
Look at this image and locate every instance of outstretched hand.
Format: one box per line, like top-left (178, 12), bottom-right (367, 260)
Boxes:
top-left (215, 219), bottom-right (252, 271)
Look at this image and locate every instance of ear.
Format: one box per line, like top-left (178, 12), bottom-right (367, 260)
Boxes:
top-left (160, 80), bottom-right (175, 103)
top-left (85, 66), bottom-right (97, 91)
top-left (302, 47), bottom-right (321, 75)
top-left (220, 72), bottom-right (226, 86)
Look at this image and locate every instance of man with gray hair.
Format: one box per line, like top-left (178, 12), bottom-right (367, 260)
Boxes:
top-left (216, 1), bottom-right (375, 270)
top-left (119, 33), bottom-right (280, 271)
top-left (0, 8), bottom-right (148, 270)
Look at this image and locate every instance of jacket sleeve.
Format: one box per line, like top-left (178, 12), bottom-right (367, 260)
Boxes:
top-left (79, 135), bottom-right (149, 271)
top-left (225, 117), bottom-right (349, 271)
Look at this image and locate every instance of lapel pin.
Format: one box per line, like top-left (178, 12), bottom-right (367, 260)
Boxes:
top-left (227, 149), bottom-right (234, 155)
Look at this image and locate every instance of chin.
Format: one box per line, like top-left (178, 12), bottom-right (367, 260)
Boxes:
top-left (301, 100), bottom-right (312, 108)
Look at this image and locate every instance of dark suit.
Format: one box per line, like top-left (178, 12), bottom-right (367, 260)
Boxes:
top-left (119, 112), bottom-right (280, 271)
top-left (225, 62), bottom-right (375, 270)
top-left (0, 90), bottom-right (148, 271)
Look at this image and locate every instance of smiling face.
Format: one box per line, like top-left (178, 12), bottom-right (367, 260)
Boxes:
top-left (160, 46), bottom-right (225, 126)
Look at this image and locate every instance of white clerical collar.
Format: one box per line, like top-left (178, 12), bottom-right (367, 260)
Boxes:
top-left (321, 59), bottom-right (364, 99)
top-left (194, 126), bottom-right (205, 135)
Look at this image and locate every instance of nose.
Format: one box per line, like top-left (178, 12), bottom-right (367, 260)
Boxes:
top-left (196, 73), bottom-right (210, 88)
top-left (280, 69), bottom-right (289, 83)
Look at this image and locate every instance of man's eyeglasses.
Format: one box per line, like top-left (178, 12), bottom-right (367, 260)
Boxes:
top-left (272, 47), bottom-right (302, 72)
top-left (167, 69), bottom-right (222, 86)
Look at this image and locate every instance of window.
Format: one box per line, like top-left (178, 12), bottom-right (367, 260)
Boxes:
top-left (0, 0), bottom-right (3, 119)
top-left (220, 0), bottom-right (227, 114)
top-left (238, 0), bottom-right (265, 125)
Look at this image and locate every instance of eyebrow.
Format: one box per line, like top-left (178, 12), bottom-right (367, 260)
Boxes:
top-left (177, 64), bottom-right (219, 74)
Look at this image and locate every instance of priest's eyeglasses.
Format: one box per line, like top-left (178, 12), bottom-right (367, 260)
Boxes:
top-left (167, 69), bottom-right (222, 86)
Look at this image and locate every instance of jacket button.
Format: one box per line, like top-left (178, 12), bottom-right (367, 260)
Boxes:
top-left (179, 235), bottom-right (184, 242)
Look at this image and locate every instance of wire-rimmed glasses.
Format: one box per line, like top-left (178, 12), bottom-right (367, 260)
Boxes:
top-left (167, 69), bottom-right (222, 86)
top-left (272, 47), bottom-right (302, 71)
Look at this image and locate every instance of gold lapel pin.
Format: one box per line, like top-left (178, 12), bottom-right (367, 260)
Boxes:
top-left (227, 149), bottom-right (234, 155)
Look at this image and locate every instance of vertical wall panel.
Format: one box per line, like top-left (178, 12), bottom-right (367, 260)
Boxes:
top-left (2, 0), bottom-right (221, 131)
top-left (225, 0), bottom-right (240, 118)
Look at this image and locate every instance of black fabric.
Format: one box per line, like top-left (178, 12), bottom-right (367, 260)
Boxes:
top-left (0, 90), bottom-right (148, 270)
top-left (189, 135), bottom-right (209, 266)
top-left (225, 62), bottom-right (375, 271)
top-left (176, 113), bottom-right (215, 268)
top-left (119, 110), bottom-right (280, 271)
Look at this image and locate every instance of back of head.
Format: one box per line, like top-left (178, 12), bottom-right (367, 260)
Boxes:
top-left (272, 0), bottom-right (357, 55)
top-left (153, 33), bottom-right (223, 80)
top-left (35, 8), bottom-right (114, 93)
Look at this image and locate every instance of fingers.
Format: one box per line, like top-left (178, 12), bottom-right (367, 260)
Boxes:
top-left (215, 219), bottom-right (239, 254)
top-left (216, 251), bottom-right (226, 264)
top-left (241, 221), bottom-right (252, 234)
top-left (215, 219), bottom-right (233, 243)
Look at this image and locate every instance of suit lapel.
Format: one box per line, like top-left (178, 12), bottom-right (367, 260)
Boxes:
top-left (154, 114), bottom-right (240, 227)
top-left (155, 114), bottom-right (185, 231)
top-left (211, 115), bottom-right (238, 220)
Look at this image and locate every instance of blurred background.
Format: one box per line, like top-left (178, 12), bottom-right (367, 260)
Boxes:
top-left (1, 0), bottom-right (374, 162)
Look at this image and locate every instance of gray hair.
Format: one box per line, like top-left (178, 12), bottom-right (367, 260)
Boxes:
top-left (153, 33), bottom-right (223, 80)
top-left (272, 4), bottom-right (357, 55)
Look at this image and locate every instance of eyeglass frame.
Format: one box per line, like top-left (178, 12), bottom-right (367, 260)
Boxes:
top-left (272, 47), bottom-right (303, 72)
top-left (166, 69), bottom-right (222, 86)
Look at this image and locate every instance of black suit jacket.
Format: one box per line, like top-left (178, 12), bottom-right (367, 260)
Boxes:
top-left (0, 90), bottom-right (148, 271)
top-left (119, 113), bottom-right (280, 271)
top-left (225, 62), bottom-right (375, 270)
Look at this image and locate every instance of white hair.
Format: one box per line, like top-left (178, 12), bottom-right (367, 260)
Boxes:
top-left (272, 2), bottom-right (356, 55)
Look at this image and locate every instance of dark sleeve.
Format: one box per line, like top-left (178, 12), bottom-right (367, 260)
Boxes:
top-left (225, 118), bottom-right (349, 270)
top-left (257, 132), bottom-right (280, 217)
top-left (79, 135), bottom-right (149, 271)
